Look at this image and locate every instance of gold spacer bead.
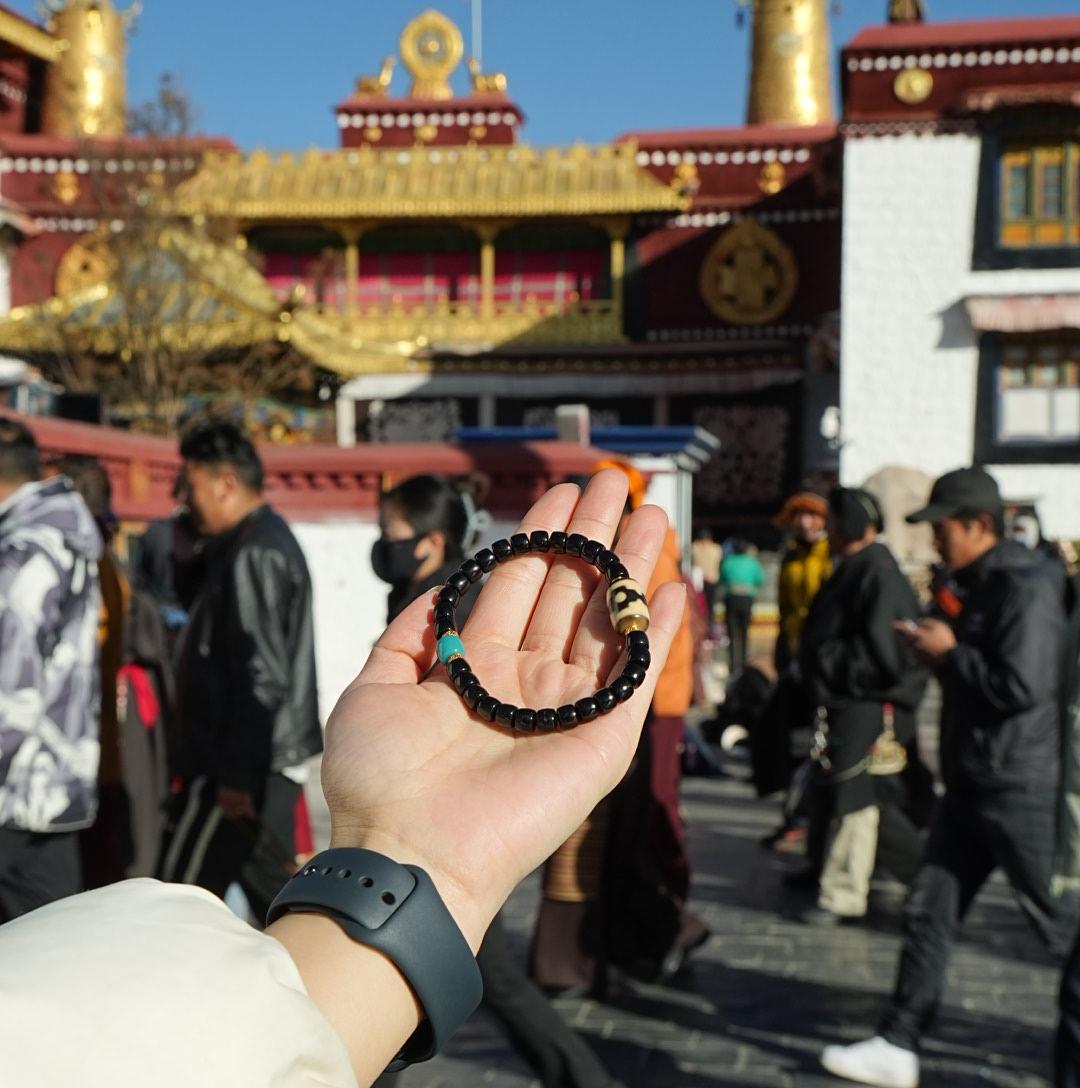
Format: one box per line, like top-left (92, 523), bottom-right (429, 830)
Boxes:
top-left (616, 613), bottom-right (650, 635)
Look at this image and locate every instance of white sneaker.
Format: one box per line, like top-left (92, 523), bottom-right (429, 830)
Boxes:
top-left (820, 1035), bottom-right (919, 1088)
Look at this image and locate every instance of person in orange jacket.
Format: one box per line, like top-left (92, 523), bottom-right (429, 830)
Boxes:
top-left (530, 460), bottom-right (707, 993)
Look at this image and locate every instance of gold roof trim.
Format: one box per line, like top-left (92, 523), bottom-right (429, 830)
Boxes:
top-left (0, 10), bottom-right (60, 62)
top-left (171, 141), bottom-right (689, 221)
top-left (0, 227), bottom-right (417, 379)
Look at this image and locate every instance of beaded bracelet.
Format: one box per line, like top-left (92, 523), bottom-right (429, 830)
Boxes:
top-left (433, 530), bottom-right (651, 732)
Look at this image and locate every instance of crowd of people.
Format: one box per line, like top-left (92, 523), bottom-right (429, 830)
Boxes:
top-left (2, 410), bottom-right (1080, 1088)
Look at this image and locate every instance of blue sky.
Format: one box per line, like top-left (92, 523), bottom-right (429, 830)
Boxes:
top-left (11, 1), bottom-right (1080, 149)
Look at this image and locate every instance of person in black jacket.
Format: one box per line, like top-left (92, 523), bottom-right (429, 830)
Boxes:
top-left (823, 467), bottom-right (1074, 1088)
top-left (798, 488), bottom-right (927, 926)
top-left (372, 474), bottom-right (620, 1088)
top-left (159, 421), bottom-right (322, 924)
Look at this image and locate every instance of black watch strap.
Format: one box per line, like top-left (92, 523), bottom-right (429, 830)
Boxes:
top-left (266, 847), bottom-right (483, 1067)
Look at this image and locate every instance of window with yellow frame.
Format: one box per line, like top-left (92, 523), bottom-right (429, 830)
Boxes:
top-left (999, 140), bottom-right (1079, 248)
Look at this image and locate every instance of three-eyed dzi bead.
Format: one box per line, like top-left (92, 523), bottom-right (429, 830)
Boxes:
top-left (436, 632), bottom-right (466, 665)
top-left (607, 575), bottom-right (650, 635)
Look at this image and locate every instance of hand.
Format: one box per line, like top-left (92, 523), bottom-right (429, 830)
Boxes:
top-left (216, 786), bottom-right (257, 821)
top-left (319, 469), bottom-right (686, 950)
top-left (893, 617), bottom-right (956, 666)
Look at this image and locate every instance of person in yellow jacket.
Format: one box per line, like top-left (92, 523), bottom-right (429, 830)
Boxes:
top-left (758, 490), bottom-right (832, 850)
top-left (775, 491), bottom-right (832, 672)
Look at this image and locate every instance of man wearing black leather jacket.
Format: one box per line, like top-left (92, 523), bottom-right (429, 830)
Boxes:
top-left (823, 467), bottom-right (1074, 1088)
top-left (159, 421), bottom-right (322, 923)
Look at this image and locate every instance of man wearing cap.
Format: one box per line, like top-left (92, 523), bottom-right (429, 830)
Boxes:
top-left (822, 467), bottom-right (1073, 1088)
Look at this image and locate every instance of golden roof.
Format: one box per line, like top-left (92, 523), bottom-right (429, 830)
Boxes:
top-left (0, 228), bottom-right (413, 379)
top-left (0, 9), bottom-right (60, 62)
top-left (171, 141), bottom-right (688, 221)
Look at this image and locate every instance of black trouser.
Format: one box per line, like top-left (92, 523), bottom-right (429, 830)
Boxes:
top-left (1057, 925), bottom-right (1080, 1086)
top-left (0, 828), bottom-right (81, 922)
top-left (478, 915), bottom-right (611, 1088)
top-left (373, 915), bottom-right (612, 1088)
top-left (158, 772), bottom-right (300, 924)
top-left (806, 773), bottom-right (924, 884)
top-left (881, 787), bottom-right (1073, 1051)
top-left (725, 594), bottom-right (754, 675)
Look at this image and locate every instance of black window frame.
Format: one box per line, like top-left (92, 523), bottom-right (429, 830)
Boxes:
top-left (972, 109), bottom-right (1080, 272)
top-left (974, 332), bottom-right (1080, 464)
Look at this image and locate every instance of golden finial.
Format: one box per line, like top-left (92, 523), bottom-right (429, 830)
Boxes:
top-left (41, 0), bottom-right (132, 138)
top-left (888, 0), bottom-right (926, 23)
top-left (746, 0), bottom-right (835, 126)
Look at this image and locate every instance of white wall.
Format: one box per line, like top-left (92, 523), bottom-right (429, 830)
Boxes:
top-left (840, 132), bottom-right (1080, 537)
top-left (292, 517), bottom-right (383, 723)
top-left (291, 514), bottom-right (519, 725)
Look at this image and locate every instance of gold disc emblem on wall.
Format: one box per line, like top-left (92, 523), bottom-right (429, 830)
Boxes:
top-left (399, 9), bottom-right (464, 98)
top-left (55, 232), bottom-right (115, 296)
top-left (893, 68), bottom-right (933, 105)
top-left (698, 220), bottom-right (798, 325)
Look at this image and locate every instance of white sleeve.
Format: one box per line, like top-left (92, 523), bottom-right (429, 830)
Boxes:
top-left (0, 879), bottom-right (357, 1088)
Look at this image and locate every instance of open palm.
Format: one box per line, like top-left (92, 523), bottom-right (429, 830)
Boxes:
top-left (320, 470), bottom-right (687, 947)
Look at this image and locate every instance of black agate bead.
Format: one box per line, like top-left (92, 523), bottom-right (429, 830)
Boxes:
top-left (529, 530), bottom-right (551, 553)
top-left (574, 697), bottom-right (599, 722)
top-left (492, 539), bottom-right (513, 562)
top-left (512, 708), bottom-right (537, 732)
top-left (474, 548), bottom-right (497, 573)
top-left (556, 704), bottom-right (579, 728)
top-left (536, 708), bottom-right (558, 732)
top-left (460, 558), bottom-right (483, 583)
top-left (510, 533), bottom-right (531, 555)
top-left (446, 571), bottom-right (471, 596)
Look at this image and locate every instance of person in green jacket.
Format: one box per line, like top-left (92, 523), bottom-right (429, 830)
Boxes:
top-left (719, 540), bottom-right (765, 675)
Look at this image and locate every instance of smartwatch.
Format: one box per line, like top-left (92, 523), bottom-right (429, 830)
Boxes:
top-left (266, 847), bottom-right (483, 1067)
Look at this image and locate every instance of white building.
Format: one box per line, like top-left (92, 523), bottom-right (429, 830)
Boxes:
top-left (838, 15), bottom-right (1080, 538)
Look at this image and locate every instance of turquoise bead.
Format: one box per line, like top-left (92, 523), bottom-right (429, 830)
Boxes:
top-left (437, 633), bottom-right (466, 665)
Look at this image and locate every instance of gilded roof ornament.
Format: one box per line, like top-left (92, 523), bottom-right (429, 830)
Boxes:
top-left (399, 9), bottom-right (464, 99)
top-left (171, 140), bottom-right (689, 221)
top-left (356, 55), bottom-right (395, 97)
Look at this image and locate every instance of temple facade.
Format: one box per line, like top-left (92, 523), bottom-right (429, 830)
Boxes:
top-left (0, 2), bottom-right (1076, 533)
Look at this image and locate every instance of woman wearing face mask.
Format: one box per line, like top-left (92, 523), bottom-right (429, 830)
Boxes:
top-left (370, 473), bottom-right (622, 1088)
top-left (372, 474), bottom-right (481, 625)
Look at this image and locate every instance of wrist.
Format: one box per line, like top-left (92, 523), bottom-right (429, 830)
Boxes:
top-left (327, 830), bottom-right (496, 952)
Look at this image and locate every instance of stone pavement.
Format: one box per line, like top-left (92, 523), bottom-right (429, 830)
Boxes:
top-left (397, 770), bottom-right (1061, 1088)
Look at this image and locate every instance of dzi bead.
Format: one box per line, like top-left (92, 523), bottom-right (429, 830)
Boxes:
top-left (607, 576), bottom-right (650, 635)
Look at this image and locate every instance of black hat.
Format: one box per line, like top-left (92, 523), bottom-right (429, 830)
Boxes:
top-left (905, 467), bottom-right (1002, 524)
top-left (829, 487), bottom-right (884, 542)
